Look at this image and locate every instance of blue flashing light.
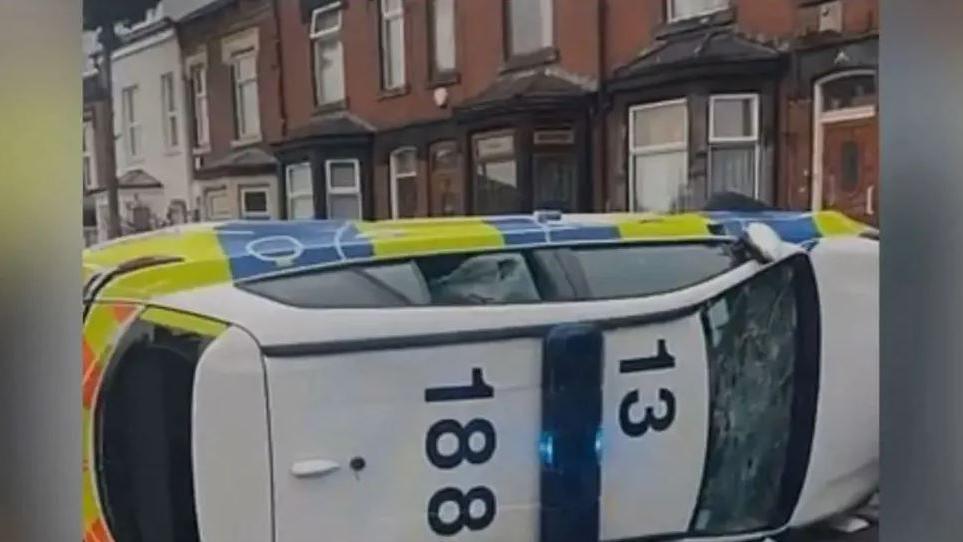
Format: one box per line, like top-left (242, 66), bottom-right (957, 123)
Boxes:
top-left (539, 432), bottom-right (555, 467)
top-left (595, 427), bottom-right (603, 461)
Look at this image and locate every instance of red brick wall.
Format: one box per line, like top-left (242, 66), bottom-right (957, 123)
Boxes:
top-left (602, 0), bottom-right (660, 77)
top-left (737, 0), bottom-right (795, 41)
top-left (179, 0), bottom-right (283, 164)
top-left (279, 0), bottom-right (604, 134)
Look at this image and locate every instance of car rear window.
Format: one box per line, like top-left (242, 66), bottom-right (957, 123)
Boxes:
top-left (240, 242), bottom-right (740, 308)
top-left (571, 243), bottom-right (739, 299)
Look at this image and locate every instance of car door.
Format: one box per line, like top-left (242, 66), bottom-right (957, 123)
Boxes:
top-left (257, 250), bottom-right (820, 542)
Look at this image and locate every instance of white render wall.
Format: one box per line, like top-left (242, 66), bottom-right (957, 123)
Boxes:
top-left (111, 24), bottom-right (195, 217)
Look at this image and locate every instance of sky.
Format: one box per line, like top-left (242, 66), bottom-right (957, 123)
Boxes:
top-left (82, 0), bottom-right (219, 71)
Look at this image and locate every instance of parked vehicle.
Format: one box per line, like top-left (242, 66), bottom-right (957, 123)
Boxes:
top-left (82, 210), bottom-right (878, 542)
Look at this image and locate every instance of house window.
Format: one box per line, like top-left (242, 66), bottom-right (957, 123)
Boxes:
top-left (230, 50), bottom-right (261, 140)
top-left (821, 73), bottom-right (877, 113)
top-left (205, 189), bottom-right (231, 220)
top-left (390, 147), bottom-right (418, 218)
top-left (326, 159), bottom-right (362, 219)
top-left (285, 162), bottom-right (315, 219)
top-left (628, 99), bottom-right (689, 212)
top-left (430, 0), bottom-right (456, 75)
top-left (160, 72), bottom-right (179, 150)
top-left (508, 0), bottom-right (553, 56)
top-left (240, 186), bottom-right (271, 219)
top-left (533, 128), bottom-right (577, 212)
top-left (189, 64), bottom-right (209, 148)
top-left (708, 94), bottom-right (760, 198)
top-left (121, 85), bottom-right (141, 161)
top-left (473, 131), bottom-right (520, 215)
top-left (311, 4), bottom-right (345, 106)
top-left (83, 119), bottom-right (95, 189)
top-left (667, 0), bottom-right (729, 22)
top-left (380, 0), bottom-right (406, 90)
top-left (430, 141), bottom-right (461, 216)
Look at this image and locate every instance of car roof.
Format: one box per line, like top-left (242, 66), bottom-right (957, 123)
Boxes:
top-left (83, 210), bottom-right (870, 302)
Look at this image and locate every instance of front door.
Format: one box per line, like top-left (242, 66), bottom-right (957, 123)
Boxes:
top-left (822, 117), bottom-right (878, 226)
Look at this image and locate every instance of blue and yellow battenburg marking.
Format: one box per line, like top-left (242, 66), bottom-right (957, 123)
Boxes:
top-left (83, 210), bottom-right (870, 297)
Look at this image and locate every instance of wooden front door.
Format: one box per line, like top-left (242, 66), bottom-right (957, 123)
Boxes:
top-left (822, 117), bottom-right (878, 226)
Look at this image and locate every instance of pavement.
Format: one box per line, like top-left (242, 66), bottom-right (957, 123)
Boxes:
top-left (780, 494), bottom-right (879, 542)
top-left (786, 524), bottom-right (877, 542)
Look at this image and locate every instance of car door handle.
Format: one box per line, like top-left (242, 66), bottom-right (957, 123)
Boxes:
top-left (291, 459), bottom-right (340, 479)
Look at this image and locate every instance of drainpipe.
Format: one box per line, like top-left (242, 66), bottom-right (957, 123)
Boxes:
top-left (270, 0), bottom-right (289, 219)
top-left (271, 0), bottom-right (288, 138)
top-left (596, 0), bottom-right (609, 212)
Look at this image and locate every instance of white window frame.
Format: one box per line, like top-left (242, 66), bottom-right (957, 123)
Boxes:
top-left (627, 98), bottom-right (689, 212)
top-left (188, 61), bottom-right (210, 151)
top-left (811, 69), bottom-right (878, 211)
top-left (205, 188), bottom-right (231, 221)
top-left (310, 3), bottom-right (346, 106)
top-left (431, 0), bottom-right (457, 73)
top-left (389, 147), bottom-right (418, 218)
top-left (380, 0), bottom-right (406, 90)
top-left (285, 162), bottom-right (316, 219)
top-left (160, 71), bottom-right (180, 151)
top-left (83, 119), bottom-right (95, 190)
top-left (325, 158), bottom-right (363, 219)
top-left (120, 85), bottom-right (142, 162)
top-left (230, 49), bottom-right (261, 143)
top-left (667, 0), bottom-right (729, 23)
top-left (708, 93), bottom-right (761, 198)
top-left (240, 186), bottom-right (271, 219)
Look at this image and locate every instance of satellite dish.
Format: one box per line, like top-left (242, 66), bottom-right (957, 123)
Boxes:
top-left (433, 87), bottom-right (449, 108)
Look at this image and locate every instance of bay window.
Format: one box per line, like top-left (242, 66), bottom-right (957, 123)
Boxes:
top-left (628, 99), bottom-right (689, 212)
top-left (708, 94), bottom-right (760, 198)
top-left (326, 159), bottom-right (362, 219)
top-left (390, 147), bottom-right (418, 218)
top-left (473, 131), bottom-right (520, 215)
top-left (285, 162), bottom-right (315, 219)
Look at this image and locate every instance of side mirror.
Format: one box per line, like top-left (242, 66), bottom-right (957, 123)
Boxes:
top-left (740, 222), bottom-right (786, 264)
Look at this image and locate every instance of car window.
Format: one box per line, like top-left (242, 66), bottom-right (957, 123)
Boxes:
top-left (423, 252), bottom-right (541, 305)
top-left (571, 243), bottom-right (740, 300)
top-left (240, 243), bottom-right (739, 308)
top-left (691, 254), bottom-right (817, 535)
top-left (242, 261), bottom-right (430, 308)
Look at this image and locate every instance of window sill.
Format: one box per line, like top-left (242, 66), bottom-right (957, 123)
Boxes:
top-left (193, 145), bottom-right (212, 156)
top-left (656, 8), bottom-right (735, 39)
top-left (231, 135), bottom-right (263, 148)
top-left (378, 84), bottom-right (410, 100)
top-left (500, 47), bottom-right (558, 74)
top-left (427, 71), bottom-right (460, 89)
top-left (164, 147), bottom-right (182, 157)
top-left (313, 99), bottom-right (348, 116)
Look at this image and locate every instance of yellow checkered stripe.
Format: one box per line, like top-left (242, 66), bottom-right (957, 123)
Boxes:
top-left (82, 302), bottom-right (140, 542)
top-left (82, 304), bottom-right (227, 541)
top-left (83, 211), bottom-right (869, 301)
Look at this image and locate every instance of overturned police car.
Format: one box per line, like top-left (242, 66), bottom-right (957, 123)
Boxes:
top-left (81, 210), bottom-right (878, 542)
